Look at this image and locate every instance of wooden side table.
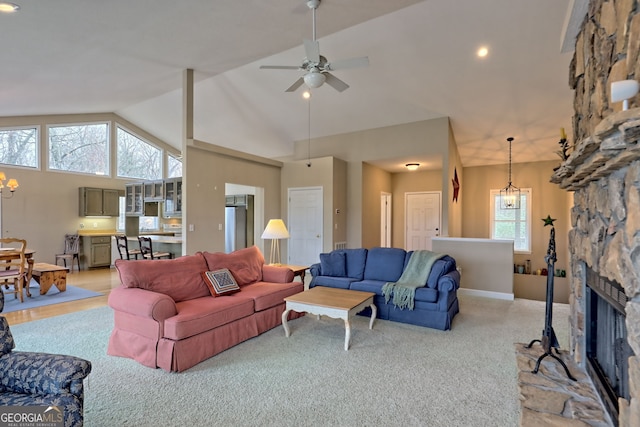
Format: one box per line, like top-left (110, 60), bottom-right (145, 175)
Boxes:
top-left (279, 264), bottom-right (309, 284)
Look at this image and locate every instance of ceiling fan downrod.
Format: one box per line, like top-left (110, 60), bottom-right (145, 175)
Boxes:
top-left (307, 0), bottom-right (319, 41)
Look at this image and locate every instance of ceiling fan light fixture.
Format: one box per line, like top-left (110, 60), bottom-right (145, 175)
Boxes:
top-left (303, 71), bottom-right (325, 89)
top-left (405, 163), bottom-right (420, 171)
top-left (0, 2), bottom-right (20, 13)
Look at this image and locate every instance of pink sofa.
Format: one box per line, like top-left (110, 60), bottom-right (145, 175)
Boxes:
top-left (107, 246), bottom-right (303, 372)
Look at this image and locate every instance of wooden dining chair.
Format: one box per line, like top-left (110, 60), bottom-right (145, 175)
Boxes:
top-left (55, 233), bottom-right (81, 272)
top-left (0, 238), bottom-right (30, 302)
top-left (137, 236), bottom-right (172, 260)
top-left (115, 235), bottom-right (141, 260)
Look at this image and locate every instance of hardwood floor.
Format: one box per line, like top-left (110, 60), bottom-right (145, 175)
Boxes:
top-left (3, 267), bottom-right (121, 326)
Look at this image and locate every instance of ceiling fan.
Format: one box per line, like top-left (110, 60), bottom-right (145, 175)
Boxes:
top-left (260, 0), bottom-right (369, 93)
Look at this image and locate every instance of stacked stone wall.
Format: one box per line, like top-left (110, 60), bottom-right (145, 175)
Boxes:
top-left (565, 1), bottom-right (640, 425)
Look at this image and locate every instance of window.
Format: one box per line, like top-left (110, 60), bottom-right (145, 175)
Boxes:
top-left (48, 123), bottom-right (109, 174)
top-left (167, 153), bottom-right (182, 178)
top-left (0, 126), bottom-right (38, 168)
top-left (490, 188), bottom-right (532, 253)
top-left (117, 196), bottom-right (159, 232)
top-left (117, 197), bottom-right (126, 232)
top-left (116, 126), bottom-right (161, 180)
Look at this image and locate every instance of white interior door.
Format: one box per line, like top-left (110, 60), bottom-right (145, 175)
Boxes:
top-left (288, 187), bottom-right (323, 266)
top-left (405, 192), bottom-right (441, 251)
top-left (381, 192), bottom-right (392, 247)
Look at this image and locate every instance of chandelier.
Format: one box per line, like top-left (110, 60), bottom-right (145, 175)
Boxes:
top-left (499, 137), bottom-right (520, 209)
top-left (0, 172), bottom-right (19, 198)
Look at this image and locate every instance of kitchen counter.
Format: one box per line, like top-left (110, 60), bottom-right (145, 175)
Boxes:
top-left (78, 230), bottom-right (180, 240)
top-left (126, 235), bottom-right (182, 244)
top-left (77, 229), bottom-right (117, 237)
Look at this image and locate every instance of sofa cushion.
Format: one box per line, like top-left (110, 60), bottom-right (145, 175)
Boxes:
top-left (202, 246), bottom-right (264, 286)
top-left (426, 255), bottom-right (457, 289)
top-left (311, 276), bottom-right (356, 289)
top-left (343, 248), bottom-right (367, 280)
top-left (202, 269), bottom-right (240, 296)
top-left (115, 254), bottom-right (210, 303)
top-left (164, 295), bottom-right (255, 340)
top-left (414, 287), bottom-right (439, 303)
top-left (350, 280), bottom-right (438, 303)
top-left (320, 252), bottom-right (346, 277)
top-left (236, 281), bottom-right (303, 312)
top-left (363, 247), bottom-right (407, 282)
top-left (349, 279), bottom-right (386, 296)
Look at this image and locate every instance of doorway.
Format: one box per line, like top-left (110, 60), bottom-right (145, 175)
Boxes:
top-left (288, 187), bottom-right (323, 266)
top-left (405, 192), bottom-right (441, 251)
top-left (225, 184), bottom-right (264, 254)
top-left (381, 192), bottom-right (392, 247)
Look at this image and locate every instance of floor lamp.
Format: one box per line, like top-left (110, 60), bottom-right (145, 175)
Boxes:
top-left (261, 219), bottom-right (290, 265)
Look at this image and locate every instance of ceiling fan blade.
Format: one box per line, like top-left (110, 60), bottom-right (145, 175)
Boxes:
top-left (303, 39), bottom-right (320, 63)
top-left (285, 77), bottom-right (305, 92)
top-left (324, 72), bottom-right (350, 92)
top-left (325, 56), bottom-right (369, 71)
top-left (259, 65), bottom-right (300, 70)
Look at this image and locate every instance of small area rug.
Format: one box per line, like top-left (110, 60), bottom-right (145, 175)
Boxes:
top-left (2, 280), bottom-right (102, 313)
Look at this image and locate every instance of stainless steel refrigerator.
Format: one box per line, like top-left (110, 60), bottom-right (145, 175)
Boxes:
top-left (225, 206), bottom-right (247, 253)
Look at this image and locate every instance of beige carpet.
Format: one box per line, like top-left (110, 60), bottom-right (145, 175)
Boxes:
top-left (10, 294), bottom-right (569, 426)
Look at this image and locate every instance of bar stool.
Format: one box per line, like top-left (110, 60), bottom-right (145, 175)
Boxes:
top-left (138, 236), bottom-right (172, 260)
top-left (115, 235), bottom-right (141, 260)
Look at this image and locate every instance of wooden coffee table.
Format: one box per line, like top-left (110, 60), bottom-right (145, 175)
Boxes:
top-left (282, 286), bottom-right (377, 350)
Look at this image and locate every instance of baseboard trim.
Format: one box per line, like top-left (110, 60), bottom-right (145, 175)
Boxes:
top-left (459, 288), bottom-right (515, 301)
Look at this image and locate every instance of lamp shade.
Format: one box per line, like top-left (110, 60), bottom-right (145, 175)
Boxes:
top-left (261, 219), bottom-right (290, 240)
top-left (6, 179), bottom-right (18, 191)
top-left (611, 80), bottom-right (639, 110)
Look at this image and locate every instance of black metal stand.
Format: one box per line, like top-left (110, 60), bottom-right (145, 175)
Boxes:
top-left (526, 224), bottom-right (576, 381)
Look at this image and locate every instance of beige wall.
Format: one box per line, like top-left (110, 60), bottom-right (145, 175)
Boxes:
top-left (290, 117), bottom-right (451, 247)
top-left (361, 162), bottom-right (392, 248)
top-left (184, 141), bottom-right (282, 256)
top-left (446, 123), bottom-right (463, 237)
top-left (280, 156), bottom-right (344, 256)
top-left (461, 160), bottom-right (572, 300)
top-left (0, 113), bottom-right (177, 265)
top-left (391, 169), bottom-right (442, 248)
top-left (332, 158), bottom-right (348, 246)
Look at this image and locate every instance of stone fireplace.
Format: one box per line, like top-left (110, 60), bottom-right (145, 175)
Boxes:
top-left (550, 2), bottom-right (640, 425)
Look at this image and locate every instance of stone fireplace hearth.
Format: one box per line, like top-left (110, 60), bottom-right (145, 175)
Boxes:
top-left (551, 108), bottom-right (640, 425)
top-left (549, 1), bottom-right (640, 425)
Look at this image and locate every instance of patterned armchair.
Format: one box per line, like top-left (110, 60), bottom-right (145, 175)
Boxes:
top-left (0, 289), bottom-right (91, 427)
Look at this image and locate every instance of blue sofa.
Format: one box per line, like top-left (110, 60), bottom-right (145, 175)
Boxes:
top-left (309, 247), bottom-right (460, 330)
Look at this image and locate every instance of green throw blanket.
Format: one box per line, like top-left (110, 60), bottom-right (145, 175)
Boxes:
top-left (382, 250), bottom-right (445, 310)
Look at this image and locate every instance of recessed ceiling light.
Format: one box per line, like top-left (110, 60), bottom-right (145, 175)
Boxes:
top-left (477, 46), bottom-right (489, 58)
top-left (0, 2), bottom-right (20, 13)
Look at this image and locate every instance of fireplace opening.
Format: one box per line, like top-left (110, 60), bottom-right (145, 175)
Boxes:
top-left (585, 267), bottom-right (633, 425)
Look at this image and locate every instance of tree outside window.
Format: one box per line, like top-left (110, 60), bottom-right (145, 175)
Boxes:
top-left (168, 154), bottom-right (182, 178)
top-left (116, 126), bottom-right (161, 180)
top-left (0, 127), bottom-right (38, 168)
top-left (490, 188), bottom-right (532, 253)
top-left (49, 123), bottom-right (109, 174)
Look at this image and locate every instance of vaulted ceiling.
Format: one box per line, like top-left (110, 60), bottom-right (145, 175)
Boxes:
top-left (1, 0), bottom-right (578, 171)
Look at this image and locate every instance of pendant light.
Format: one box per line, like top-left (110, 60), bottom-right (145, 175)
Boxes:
top-left (500, 137), bottom-right (520, 209)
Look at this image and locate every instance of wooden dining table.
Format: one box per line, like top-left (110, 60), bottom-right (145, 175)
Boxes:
top-left (0, 248), bottom-right (36, 298)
